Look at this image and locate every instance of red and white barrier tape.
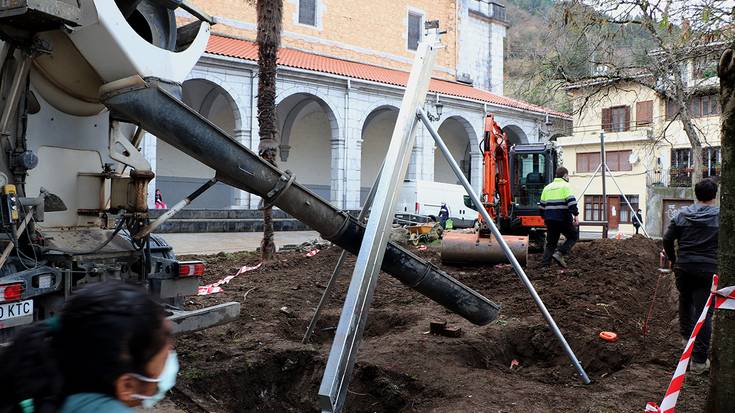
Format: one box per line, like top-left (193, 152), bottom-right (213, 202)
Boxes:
top-left (304, 248), bottom-right (320, 257)
top-left (197, 263), bottom-right (262, 296)
top-left (646, 274), bottom-right (735, 413)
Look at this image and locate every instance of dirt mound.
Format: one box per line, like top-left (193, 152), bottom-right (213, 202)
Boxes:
top-left (173, 236), bottom-right (707, 412)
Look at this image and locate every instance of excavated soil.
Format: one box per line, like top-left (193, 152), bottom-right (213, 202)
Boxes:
top-left (171, 236), bottom-right (709, 412)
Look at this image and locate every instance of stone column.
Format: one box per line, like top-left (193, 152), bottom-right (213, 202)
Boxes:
top-left (232, 128), bottom-right (252, 209)
top-left (343, 91), bottom-right (369, 210)
top-left (470, 151), bottom-right (483, 194)
top-left (248, 71), bottom-right (261, 210)
top-left (330, 136), bottom-right (346, 209)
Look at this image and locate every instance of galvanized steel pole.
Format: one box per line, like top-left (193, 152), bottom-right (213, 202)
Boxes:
top-left (600, 131), bottom-right (608, 238)
top-left (318, 29), bottom-right (441, 412)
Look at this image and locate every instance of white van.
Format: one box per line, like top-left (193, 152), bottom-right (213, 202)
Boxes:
top-left (396, 180), bottom-right (474, 226)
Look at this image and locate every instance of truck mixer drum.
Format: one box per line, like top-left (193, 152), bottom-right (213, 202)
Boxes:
top-left (441, 232), bottom-right (528, 266)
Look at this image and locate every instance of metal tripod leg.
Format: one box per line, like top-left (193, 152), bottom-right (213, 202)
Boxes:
top-left (418, 107), bottom-right (591, 385)
top-left (302, 163), bottom-right (383, 344)
top-left (576, 162), bottom-right (601, 200)
top-left (604, 163), bottom-right (650, 238)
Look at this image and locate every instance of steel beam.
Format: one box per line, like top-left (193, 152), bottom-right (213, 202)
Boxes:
top-left (318, 30), bottom-right (440, 413)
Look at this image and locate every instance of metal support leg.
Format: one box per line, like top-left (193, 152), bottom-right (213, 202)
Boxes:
top-left (576, 162), bottom-right (601, 200)
top-left (134, 178), bottom-right (217, 239)
top-left (302, 163), bottom-right (383, 344)
top-left (318, 30), bottom-right (439, 413)
top-left (604, 163), bottom-right (650, 238)
top-left (418, 107), bottom-right (591, 385)
top-left (0, 55), bottom-right (31, 146)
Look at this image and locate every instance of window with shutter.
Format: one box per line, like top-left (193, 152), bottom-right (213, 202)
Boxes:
top-left (666, 99), bottom-right (680, 120)
top-left (584, 195), bottom-right (604, 221)
top-left (605, 150), bottom-right (632, 171)
top-left (407, 12), bottom-right (423, 51)
top-left (576, 152), bottom-right (601, 173)
top-left (636, 100), bottom-right (653, 126)
top-left (610, 106), bottom-right (628, 132)
top-left (619, 195), bottom-right (639, 223)
top-left (690, 96), bottom-right (702, 117)
top-left (601, 108), bottom-right (612, 132)
top-left (298, 0), bottom-right (317, 26)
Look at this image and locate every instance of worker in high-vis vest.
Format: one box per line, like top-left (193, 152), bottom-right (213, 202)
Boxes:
top-left (539, 166), bottom-right (579, 268)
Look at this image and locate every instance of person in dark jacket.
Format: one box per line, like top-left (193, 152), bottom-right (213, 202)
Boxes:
top-left (539, 166), bottom-right (579, 268)
top-left (663, 178), bottom-right (719, 375)
top-left (0, 283), bottom-right (177, 413)
top-left (633, 208), bottom-right (643, 234)
top-left (438, 202), bottom-right (450, 229)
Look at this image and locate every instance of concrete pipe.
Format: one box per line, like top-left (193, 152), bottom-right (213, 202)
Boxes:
top-left (441, 232), bottom-right (528, 266)
top-left (102, 79), bottom-right (501, 326)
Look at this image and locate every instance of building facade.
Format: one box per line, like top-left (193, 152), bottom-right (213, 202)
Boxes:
top-left (557, 67), bottom-right (721, 236)
top-left (145, 0), bottom-right (570, 210)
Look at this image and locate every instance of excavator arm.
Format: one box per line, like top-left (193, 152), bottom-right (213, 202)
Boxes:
top-left (481, 114), bottom-right (512, 223)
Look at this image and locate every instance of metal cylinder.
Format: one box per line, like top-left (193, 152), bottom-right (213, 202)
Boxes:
top-left (102, 80), bottom-right (501, 325)
top-left (441, 232), bottom-right (528, 266)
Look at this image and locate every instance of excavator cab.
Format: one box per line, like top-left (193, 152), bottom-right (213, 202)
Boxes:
top-left (507, 142), bottom-right (557, 233)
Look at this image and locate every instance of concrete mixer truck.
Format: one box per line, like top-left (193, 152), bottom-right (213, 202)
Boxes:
top-left (0, 0), bottom-right (501, 342)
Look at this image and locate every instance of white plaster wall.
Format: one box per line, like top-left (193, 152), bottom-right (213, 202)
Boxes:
top-left (489, 23), bottom-right (506, 95)
top-left (156, 140), bottom-right (215, 178)
top-left (458, 14), bottom-right (490, 91)
top-left (435, 118), bottom-right (471, 184)
top-left (360, 110), bottom-right (395, 188)
top-left (279, 103), bottom-right (332, 189)
top-left (457, 3), bottom-right (506, 94)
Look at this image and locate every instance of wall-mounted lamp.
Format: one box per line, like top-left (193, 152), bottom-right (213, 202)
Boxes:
top-left (426, 101), bottom-right (443, 122)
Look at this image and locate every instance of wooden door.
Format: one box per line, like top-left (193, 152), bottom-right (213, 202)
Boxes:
top-left (607, 196), bottom-right (621, 229)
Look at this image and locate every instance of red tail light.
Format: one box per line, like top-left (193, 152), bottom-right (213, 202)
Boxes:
top-left (415, 202), bottom-right (420, 214)
top-left (179, 261), bottom-right (205, 277)
top-left (0, 283), bottom-right (23, 302)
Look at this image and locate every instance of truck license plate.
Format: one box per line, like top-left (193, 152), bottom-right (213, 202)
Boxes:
top-left (0, 299), bottom-right (33, 329)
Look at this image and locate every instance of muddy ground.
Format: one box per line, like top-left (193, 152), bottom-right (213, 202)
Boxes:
top-left (170, 236), bottom-right (708, 412)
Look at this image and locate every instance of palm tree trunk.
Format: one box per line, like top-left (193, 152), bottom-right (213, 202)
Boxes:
top-left (255, 0), bottom-right (282, 262)
top-left (706, 47), bottom-right (735, 413)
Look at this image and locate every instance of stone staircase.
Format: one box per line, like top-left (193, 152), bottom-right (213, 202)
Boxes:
top-left (148, 209), bottom-right (311, 233)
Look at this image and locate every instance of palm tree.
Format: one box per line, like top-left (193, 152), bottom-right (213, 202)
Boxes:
top-left (254, 0), bottom-right (282, 262)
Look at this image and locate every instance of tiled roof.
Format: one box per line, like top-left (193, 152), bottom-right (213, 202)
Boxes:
top-left (206, 35), bottom-right (570, 118)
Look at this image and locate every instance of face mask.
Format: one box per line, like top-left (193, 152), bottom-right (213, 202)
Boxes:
top-left (562, 175), bottom-right (569, 182)
top-left (131, 350), bottom-right (179, 408)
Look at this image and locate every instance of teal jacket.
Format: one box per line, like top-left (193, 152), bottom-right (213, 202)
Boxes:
top-left (539, 178), bottom-right (579, 222)
top-left (58, 393), bottom-right (134, 413)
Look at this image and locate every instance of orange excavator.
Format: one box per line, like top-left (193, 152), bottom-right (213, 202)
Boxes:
top-left (441, 114), bottom-right (558, 265)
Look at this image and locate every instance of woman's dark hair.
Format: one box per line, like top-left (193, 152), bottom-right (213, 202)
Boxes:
top-left (0, 282), bottom-right (168, 412)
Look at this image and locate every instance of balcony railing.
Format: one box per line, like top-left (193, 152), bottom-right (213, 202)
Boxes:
top-left (647, 167), bottom-right (721, 187)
